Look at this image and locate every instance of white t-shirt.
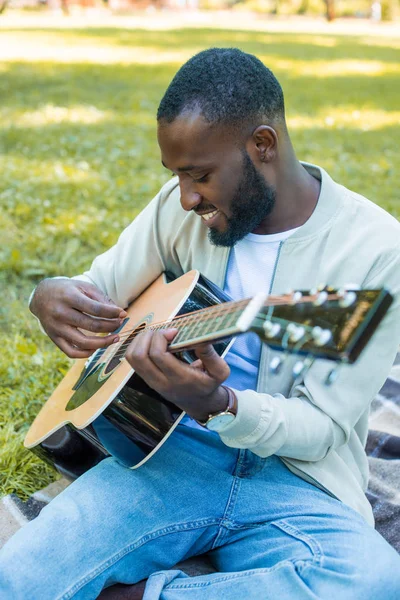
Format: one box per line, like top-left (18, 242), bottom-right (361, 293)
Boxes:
top-left (182, 226), bottom-right (299, 431)
top-left (223, 227), bottom-right (299, 393)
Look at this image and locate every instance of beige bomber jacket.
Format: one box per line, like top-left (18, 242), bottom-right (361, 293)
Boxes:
top-left (74, 163), bottom-right (400, 525)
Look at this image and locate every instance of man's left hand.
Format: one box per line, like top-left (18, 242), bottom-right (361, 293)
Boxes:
top-left (125, 329), bottom-right (230, 422)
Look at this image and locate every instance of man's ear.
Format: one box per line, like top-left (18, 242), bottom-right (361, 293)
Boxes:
top-left (248, 125), bottom-right (278, 164)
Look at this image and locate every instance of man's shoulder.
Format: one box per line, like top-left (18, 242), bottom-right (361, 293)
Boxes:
top-left (314, 164), bottom-right (400, 252)
top-left (341, 184), bottom-right (399, 231)
top-left (158, 176), bottom-right (181, 210)
top-left (159, 176), bottom-right (180, 200)
top-left (331, 181), bottom-right (400, 286)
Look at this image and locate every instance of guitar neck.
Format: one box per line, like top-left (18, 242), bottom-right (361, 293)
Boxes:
top-left (165, 293), bottom-right (268, 352)
top-left (117, 284), bottom-right (390, 364)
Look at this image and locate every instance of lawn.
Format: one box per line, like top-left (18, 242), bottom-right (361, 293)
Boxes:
top-left (1, 23), bottom-right (399, 499)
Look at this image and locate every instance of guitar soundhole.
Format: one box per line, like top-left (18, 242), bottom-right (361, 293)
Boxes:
top-left (103, 323), bottom-right (147, 376)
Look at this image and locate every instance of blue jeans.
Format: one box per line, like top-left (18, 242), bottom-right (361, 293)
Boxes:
top-left (1, 424), bottom-right (399, 599)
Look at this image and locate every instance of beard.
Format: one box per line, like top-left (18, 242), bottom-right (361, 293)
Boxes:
top-left (208, 151), bottom-right (276, 247)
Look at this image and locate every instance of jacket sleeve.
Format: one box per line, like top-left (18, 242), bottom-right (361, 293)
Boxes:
top-left (72, 179), bottom-right (179, 308)
top-left (220, 250), bottom-right (400, 461)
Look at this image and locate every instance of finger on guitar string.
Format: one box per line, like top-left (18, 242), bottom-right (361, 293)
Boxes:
top-left (193, 343), bottom-right (230, 383)
top-left (30, 280), bottom-right (127, 353)
top-left (61, 326), bottom-right (119, 352)
top-left (125, 330), bottom-right (171, 389)
top-left (147, 329), bottom-right (193, 379)
top-left (70, 287), bottom-right (127, 320)
top-left (65, 308), bottom-right (124, 334)
top-left (55, 336), bottom-right (95, 359)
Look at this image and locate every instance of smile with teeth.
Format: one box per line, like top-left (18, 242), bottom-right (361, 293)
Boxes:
top-left (201, 210), bottom-right (219, 221)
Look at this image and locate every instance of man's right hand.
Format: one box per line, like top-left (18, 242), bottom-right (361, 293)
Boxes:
top-left (30, 278), bottom-right (127, 359)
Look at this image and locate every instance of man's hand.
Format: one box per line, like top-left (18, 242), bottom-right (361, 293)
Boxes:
top-left (30, 278), bottom-right (127, 359)
top-left (125, 329), bottom-right (231, 422)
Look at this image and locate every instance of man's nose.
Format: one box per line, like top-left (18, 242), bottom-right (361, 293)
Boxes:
top-left (179, 179), bottom-right (202, 212)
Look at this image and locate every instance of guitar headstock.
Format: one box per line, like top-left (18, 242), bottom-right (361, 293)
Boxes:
top-left (253, 287), bottom-right (393, 364)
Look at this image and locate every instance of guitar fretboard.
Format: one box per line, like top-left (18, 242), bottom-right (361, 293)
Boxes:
top-left (148, 298), bottom-right (252, 351)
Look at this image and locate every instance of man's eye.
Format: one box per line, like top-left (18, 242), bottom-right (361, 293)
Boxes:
top-left (193, 174), bottom-right (209, 184)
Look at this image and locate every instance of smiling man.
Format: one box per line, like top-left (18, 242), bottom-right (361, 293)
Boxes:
top-left (2, 48), bottom-right (400, 600)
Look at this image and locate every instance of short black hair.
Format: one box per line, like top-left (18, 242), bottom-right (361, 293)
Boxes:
top-left (157, 48), bottom-right (285, 130)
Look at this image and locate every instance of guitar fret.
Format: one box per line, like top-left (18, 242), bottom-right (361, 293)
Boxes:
top-left (223, 307), bottom-right (242, 329)
top-left (174, 312), bottom-right (202, 342)
top-left (189, 316), bottom-right (208, 342)
top-left (143, 300), bottom-right (252, 349)
top-left (179, 307), bottom-right (227, 343)
top-left (175, 312), bottom-right (206, 344)
top-left (171, 303), bottom-right (248, 348)
top-left (197, 314), bottom-right (216, 339)
top-left (181, 305), bottom-right (222, 338)
top-left (210, 308), bottom-right (237, 334)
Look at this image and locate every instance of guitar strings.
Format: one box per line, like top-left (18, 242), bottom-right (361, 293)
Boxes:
top-left (113, 293), bottom-right (309, 344)
top-left (112, 292), bottom-right (337, 347)
top-left (109, 302), bottom-right (252, 360)
top-left (109, 293), bottom-right (339, 360)
top-left (107, 308), bottom-right (267, 361)
top-left (107, 293), bottom-right (339, 362)
top-left (109, 296), bottom-right (294, 359)
top-left (106, 311), bottom-right (319, 365)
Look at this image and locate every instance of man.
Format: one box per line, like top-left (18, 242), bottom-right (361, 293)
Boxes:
top-left (1, 48), bottom-right (400, 599)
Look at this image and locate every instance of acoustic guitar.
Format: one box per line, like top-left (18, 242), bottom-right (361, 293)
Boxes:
top-left (24, 270), bottom-right (392, 480)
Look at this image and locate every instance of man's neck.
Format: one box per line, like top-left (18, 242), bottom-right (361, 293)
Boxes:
top-left (254, 156), bottom-right (321, 235)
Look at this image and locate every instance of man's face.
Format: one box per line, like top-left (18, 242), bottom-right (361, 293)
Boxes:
top-left (157, 110), bottom-right (276, 247)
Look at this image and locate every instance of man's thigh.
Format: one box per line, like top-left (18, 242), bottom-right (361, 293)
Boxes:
top-left (209, 465), bottom-right (400, 599)
top-left (0, 427), bottom-right (238, 600)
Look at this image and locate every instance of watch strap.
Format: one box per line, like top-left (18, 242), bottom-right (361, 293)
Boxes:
top-left (197, 386), bottom-right (237, 427)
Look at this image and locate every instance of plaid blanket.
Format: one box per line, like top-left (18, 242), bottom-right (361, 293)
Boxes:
top-left (366, 353), bottom-right (400, 552)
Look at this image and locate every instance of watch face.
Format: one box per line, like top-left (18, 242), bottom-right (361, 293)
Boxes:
top-left (206, 413), bottom-right (236, 432)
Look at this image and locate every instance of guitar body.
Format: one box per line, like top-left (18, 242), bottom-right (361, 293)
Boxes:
top-left (24, 271), bottom-right (233, 480)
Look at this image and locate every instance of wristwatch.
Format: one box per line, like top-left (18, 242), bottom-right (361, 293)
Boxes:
top-left (198, 386), bottom-right (237, 432)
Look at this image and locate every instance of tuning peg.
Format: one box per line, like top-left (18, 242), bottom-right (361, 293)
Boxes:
top-left (338, 291), bottom-right (356, 308)
top-left (263, 321), bottom-right (281, 338)
top-left (292, 356), bottom-right (315, 380)
top-left (325, 367), bottom-right (340, 386)
top-left (310, 284), bottom-right (325, 296)
top-left (269, 356), bottom-right (284, 375)
top-left (311, 326), bottom-right (332, 346)
top-left (313, 291), bottom-right (328, 306)
top-left (292, 360), bottom-right (305, 378)
top-left (286, 323), bottom-right (306, 342)
top-left (291, 291), bottom-right (302, 304)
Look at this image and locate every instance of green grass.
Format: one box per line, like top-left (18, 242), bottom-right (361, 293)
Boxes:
top-left (1, 26), bottom-right (399, 499)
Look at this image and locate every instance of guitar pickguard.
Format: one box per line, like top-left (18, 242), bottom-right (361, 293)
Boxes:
top-left (66, 363), bottom-right (107, 411)
top-left (99, 313), bottom-right (154, 379)
top-left (66, 314), bottom-right (155, 410)
top-left (72, 317), bottom-right (129, 391)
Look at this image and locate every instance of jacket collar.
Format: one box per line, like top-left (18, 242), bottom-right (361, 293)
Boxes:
top-left (284, 162), bottom-right (345, 243)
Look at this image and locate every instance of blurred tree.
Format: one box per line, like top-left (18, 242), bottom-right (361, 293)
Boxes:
top-left (380, 0), bottom-right (394, 19)
top-left (0, 0), bottom-right (8, 13)
top-left (298, 0), bottom-right (310, 14)
top-left (61, 0), bottom-right (70, 14)
top-left (325, 0), bottom-right (335, 20)
top-left (271, 0), bottom-right (280, 14)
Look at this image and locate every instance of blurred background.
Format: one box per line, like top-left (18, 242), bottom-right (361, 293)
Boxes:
top-left (1, 1), bottom-right (399, 498)
top-left (0, 1), bottom-right (399, 21)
